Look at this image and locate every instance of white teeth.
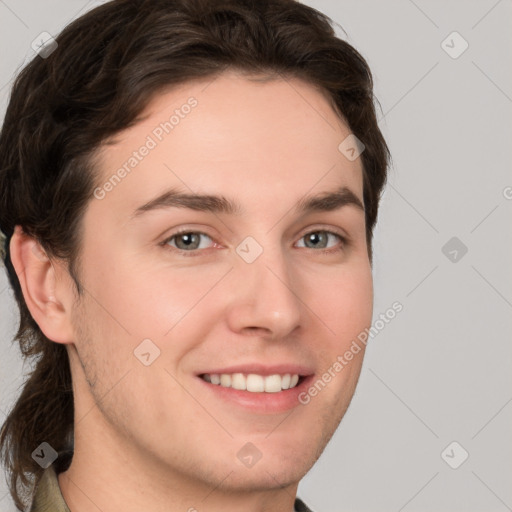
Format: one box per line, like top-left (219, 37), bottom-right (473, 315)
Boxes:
top-left (247, 374), bottom-right (264, 392)
top-left (264, 374), bottom-right (282, 393)
top-left (231, 373), bottom-right (246, 391)
top-left (202, 372), bottom-right (301, 392)
top-left (220, 374), bottom-right (232, 387)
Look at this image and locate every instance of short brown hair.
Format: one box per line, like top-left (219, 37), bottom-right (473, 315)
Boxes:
top-left (0, 0), bottom-right (390, 509)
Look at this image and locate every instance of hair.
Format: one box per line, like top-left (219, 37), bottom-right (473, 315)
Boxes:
top-left (0, 0), bottom-right (390, 508)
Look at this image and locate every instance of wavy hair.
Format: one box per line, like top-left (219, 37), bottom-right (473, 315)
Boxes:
top-left (0, 0), bottom-right (390, 509)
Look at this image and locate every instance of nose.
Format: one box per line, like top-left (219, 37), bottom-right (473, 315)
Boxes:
top-left (225, 245), bottom-right (303, 340)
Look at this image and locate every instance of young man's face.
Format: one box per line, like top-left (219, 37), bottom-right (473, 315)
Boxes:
top-left (64, 71), bottom-right (372, 497)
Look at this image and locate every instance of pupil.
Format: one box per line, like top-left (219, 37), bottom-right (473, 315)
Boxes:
top-left (307, 232), bottom-right (326, 248)
top-left (179, 233), bottom-right (198, 249)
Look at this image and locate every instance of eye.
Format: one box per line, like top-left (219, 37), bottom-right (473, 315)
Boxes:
top-left (163, 230), bottom-right (215, 253)
top-left (295, 230), bottom-right (346, 252)
top-left (161, 228), bottom-right (347, 256)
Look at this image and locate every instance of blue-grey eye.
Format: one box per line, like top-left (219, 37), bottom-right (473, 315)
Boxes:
top-left (167, 232), bottom-right (213, 251)
top-left (296, 231), bottom-right (342, 250)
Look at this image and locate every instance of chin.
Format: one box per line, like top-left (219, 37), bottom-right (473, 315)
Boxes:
top-left (222, 462), bottom-right (307, 493)
top-left (229, 438), bottom-right (320, 490)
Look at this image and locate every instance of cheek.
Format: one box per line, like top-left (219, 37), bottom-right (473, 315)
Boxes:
top-left (88, 258), bottom-right (230, 341)
top-left (312, 263), bottom-right (373, 347)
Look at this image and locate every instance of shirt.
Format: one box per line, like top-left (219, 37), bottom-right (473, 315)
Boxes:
top-left (29, 462), bottom-right (314, 512)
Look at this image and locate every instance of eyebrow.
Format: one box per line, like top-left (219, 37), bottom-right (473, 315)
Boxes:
top-left (131, 184), bottom-right (364, 219)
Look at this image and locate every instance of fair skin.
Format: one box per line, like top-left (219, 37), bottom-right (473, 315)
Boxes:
top-left (10, 70), bottom-right (373, 512)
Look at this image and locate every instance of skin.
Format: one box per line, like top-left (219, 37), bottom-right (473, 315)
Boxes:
top-left (11, 70), bottom-right (373, 512)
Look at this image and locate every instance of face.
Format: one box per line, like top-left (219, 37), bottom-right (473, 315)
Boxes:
top-left (66, 70), bottom-right (373, 493)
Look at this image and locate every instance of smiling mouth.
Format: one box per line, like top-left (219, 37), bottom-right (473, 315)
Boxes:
top-left (200, 373), bottom-right (304, 393)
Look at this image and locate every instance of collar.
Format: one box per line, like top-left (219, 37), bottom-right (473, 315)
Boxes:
top-left (29, 464), bottom-right (71, 512)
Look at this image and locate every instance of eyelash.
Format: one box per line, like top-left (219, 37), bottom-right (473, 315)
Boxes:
top-left (160, 227), bottom-right (348, 257)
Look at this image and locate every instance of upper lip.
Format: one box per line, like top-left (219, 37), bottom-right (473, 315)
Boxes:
top-left (197, 363), bottom-right (314, 377)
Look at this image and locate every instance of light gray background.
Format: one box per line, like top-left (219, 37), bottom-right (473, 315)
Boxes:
top-left (1, 1), bottom-right (511, 511)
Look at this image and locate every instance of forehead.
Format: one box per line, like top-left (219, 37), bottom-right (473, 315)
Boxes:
top-left (92, 70), bottom-right (364, 219)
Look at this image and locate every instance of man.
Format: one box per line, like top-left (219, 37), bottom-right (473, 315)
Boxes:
top-left (0, 0), bottom-right (390, 511)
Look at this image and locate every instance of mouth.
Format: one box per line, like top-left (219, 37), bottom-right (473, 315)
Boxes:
top-left (196, 366), bottom-right (314, 413)
top-left (200, 372), bottom-right (305, 392)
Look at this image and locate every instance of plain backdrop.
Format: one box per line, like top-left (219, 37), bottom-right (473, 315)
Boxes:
top-left (1, 1), bottom-right (511, 511)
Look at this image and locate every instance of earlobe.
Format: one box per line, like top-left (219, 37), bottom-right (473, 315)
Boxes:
top-left (9, 225), bottom-right (75, 344)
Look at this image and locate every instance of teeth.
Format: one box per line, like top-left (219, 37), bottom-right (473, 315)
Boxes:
top-left (220, 374), bottom-right (232, 387)
top-left (202, 373), bottom-right (301, 392)
top-left (246, 374), bottom-right (263, 392)
top-left (232, 373), bottom-right (246, 391)
top-left (264, 374), bottom-right (282, 393)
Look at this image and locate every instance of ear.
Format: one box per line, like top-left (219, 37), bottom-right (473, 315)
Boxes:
top-left (9, 225), bottom-right (76, 344)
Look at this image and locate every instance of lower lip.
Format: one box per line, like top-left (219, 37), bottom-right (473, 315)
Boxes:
top-left (197, 375), bottom-right (315, 414)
